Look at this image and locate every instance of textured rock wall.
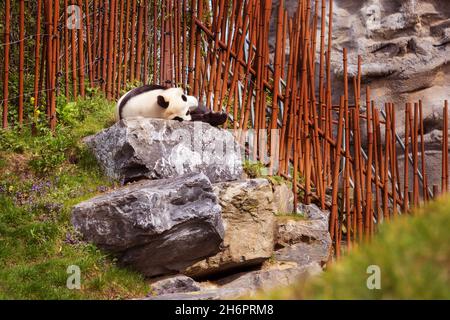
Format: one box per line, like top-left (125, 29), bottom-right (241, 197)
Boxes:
top-left (270, 0), bottom-right (450, 136)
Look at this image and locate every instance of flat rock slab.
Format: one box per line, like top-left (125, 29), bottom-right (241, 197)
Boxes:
top-left (71, 173), bottom-right (224, 277)
top-left (145, 262), bottom-right (321, 300)
top-left (84, 119), bottom-right (243, 183)
top-left (184, 179), bottom-right (276, 278)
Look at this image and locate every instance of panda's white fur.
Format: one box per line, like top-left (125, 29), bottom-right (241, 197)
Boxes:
top-left (116, 86), bottom-right (198, 122)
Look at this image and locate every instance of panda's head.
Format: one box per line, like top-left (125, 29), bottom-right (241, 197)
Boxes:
top-left (157, 87), bottom-right (198, 122)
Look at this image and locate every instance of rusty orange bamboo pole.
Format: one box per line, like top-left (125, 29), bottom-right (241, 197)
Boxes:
top-left (153, 0), bottom-right (158, 84)
top-left (187, 0), bottom-right (197, 91)
top-left (330, 96), bottom-right (345, 242)
top-left (404, 103), bottom-right (411, 212)
top-left (63, 0), bottom-right (70, 97)
top-left (269, 0), bottom-right (284, 175)
top-left (143, 0), bottom-right (149, 85)
top-left (71, 1), bottom-right (79, 97)
top-left (373, 107), bottom-right (381, 224)
top-left (308, 44), bottom-right (325, 209)
top-left (413, 102), bottom-right (420, 206)
top-left (130, 0), bottom-right (137, 82)
top-left (18, 0), bottom-right (25, 126)
top-left (111, 0), bottom-right (119, 97)
top-left (344, 84), bottom-right (351, 248)
top-left (365, 87), bottom-right (373, 239)
top-left (2, 0), bottom-right (11, 128)
top-left (390, 103), bottom-right (398, 216)
top-left (77, 0), bottom-right (85, 98)
top-left (352, 80), bottom-right (363, 240)
top-left (224, 0), bottom-right (253, 128)
top-left (85, 0), bottom-right (94, 87)
top-left (135, 2), bottom-right (144, 83)
top-left (419, 100), bottom-right (429, 201)
top-left (116, 0), bottom-right (125, 94)
top-left (142, 0), bottom-right (150, 85)
top-left (382, 104), bottom-right (391, 221)
top-left (106, 0), bottom-right (116, 99)
top-left (443, 100), bottom-right (449, 193)
top-left (33, 0), bottom-right (43, 127)
top-left (123, 0), bottom-right (131, 87)
top-left (302, 5), bottom-right (312, 205)
top-left (218, 0), bottom-right (240, 115)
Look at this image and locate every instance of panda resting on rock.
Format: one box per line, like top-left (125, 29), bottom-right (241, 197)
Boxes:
top-left (116, 84), bottom-right (228, 126)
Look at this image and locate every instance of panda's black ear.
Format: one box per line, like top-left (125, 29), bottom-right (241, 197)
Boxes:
top-left (157, 95), bottom-right (169, 109)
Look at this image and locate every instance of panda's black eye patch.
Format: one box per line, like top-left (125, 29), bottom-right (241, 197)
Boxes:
top-left (173, 117), bottom-right (184, 122)
top-left (186, 110), bottom-right (190, 116)
top-left (182, 94), bottom-right (187, 102)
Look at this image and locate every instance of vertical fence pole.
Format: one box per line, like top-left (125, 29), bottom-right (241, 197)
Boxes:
top-left (2, 0), bottom-right (11, 129)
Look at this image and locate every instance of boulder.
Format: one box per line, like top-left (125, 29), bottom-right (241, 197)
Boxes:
top-left (184, 179), bottom-right (276, 278)
top-left (275, 204), bottom-right (332, 267)
top-left (148, 275), bottom-right (201, 296)
top-left (71, 173), bottom-right (224, 277)
top-left (84, 118), bottom-right (243, 183)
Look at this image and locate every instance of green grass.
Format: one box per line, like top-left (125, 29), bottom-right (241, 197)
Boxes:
top-left (0, 92), bottom-right (149, 299)
top-left (259, 196), bottom-right (450, 300)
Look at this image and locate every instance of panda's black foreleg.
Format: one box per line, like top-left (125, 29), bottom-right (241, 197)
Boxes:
top-left (190, 104), bottom-right (228, 127)
top-left (191, 112), bottom-right (228, 127)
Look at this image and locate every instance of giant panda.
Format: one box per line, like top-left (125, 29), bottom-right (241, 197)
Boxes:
top-left (116, 84), bottom-right (228, 127)
top-left (116, 84), bottom-right (197, 121)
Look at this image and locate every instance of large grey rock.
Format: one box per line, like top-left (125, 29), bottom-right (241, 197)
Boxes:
top-left (71, 173), bottom-right (224, 277)
top-left (184, 179), bottom-right (276, 278)
top-left (84, 118), bottom-right (243, 183)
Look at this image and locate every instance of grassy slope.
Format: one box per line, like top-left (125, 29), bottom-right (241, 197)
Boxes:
top-left (260, 196), bottom-right (450, 300)
top-left (0, 93), bottom-right (149, 299)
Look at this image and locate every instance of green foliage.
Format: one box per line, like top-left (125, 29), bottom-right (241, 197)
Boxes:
top-left (259, 196), bottom-right (450, 300)
top-left (243, 160), bottom-right (267, 178)
top-left (0, 93), bottom-right (149, 299)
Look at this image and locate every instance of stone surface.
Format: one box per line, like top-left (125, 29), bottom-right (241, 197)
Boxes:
top-left (270, 0), bottom-right (450, 138)
top-left (147, 275), bottom-right (201, 296)
top-left (84, 118), bottom-right (243, 183)
top-left (71, 173), bottom-right (224, 277)
top-left (217, 262), bottom-right (322, 295)
top-left (184, 179), bottom-right (276, 278)
top-left (275, 204), bottom-right (332, 267)
top-left (144, 262), bottom-right (321, 300)
top-left (272, 183), bottom-right (294, 214)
